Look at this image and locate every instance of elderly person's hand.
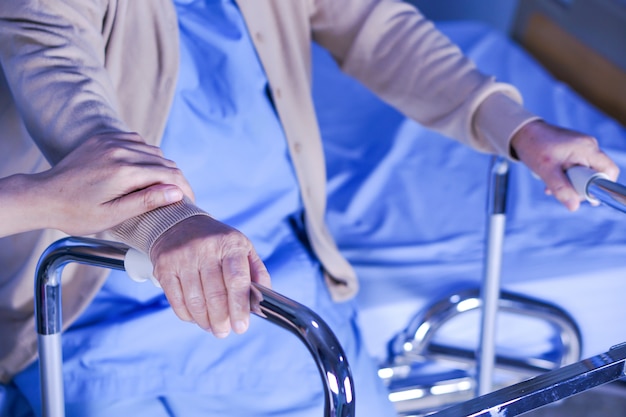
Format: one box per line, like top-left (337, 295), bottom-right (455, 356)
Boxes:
top-left (510, 120), bottom-right (620, 211)
top-left (150, 215), bottom-right (271, 338)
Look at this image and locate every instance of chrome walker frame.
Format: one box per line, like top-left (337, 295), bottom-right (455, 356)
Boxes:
top-left (36, 165), bottom-right (626, 416)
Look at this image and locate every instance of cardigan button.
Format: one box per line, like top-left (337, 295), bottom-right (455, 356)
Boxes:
top-left (294, 142), bottom-right (303, 153)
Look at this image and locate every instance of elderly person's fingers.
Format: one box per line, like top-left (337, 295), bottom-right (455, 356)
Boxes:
top-left (510, 120), bottom-right (620, 211)
top-left (159, 273), bottom-right (195, 324)
top-left (150, 215), bottom-right (270, 337)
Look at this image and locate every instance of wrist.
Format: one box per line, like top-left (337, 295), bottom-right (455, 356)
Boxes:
top-left (0, 173), bottom-right (48, 235)
top-left (509, 119), bottom-right (545, 161)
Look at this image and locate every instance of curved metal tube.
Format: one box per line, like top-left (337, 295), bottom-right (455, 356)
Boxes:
top-left (588, 177), bottom-right (626, 213)
top-left (382, 289), bottom-right (583, 415)
top-left (567, 166), bottom-right (626, 213)
top-left (389, 288), bottom-right (582, 372)
top-left (36, 237), bottom-right (355, 417)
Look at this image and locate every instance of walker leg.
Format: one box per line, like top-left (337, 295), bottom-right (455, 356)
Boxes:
top-left (38, 334), bottom-right (64, 417)
top-left (477, 157), bottom-right (510, 395)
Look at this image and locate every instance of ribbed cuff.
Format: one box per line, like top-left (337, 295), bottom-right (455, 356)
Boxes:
top-left (474, 91), bottom-right (541, 159)
top-left (111, 197), bottom-right (210, 254)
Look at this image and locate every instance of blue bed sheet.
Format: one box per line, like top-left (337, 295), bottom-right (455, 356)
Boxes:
top-left (315, 21), bottom-right (626, 360)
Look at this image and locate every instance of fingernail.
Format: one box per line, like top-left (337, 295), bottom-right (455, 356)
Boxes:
top-left (214, 330), bottom-right (230, 339)
top-left (233, 320), bottom-right (248, 334)
top-left (165, 188), bottom-right (183, 203)
top-left (565, 198), bottom-right (578, 211)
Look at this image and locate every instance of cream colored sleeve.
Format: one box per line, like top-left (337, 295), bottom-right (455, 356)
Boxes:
top-left (0, 0), bottom-right (209, 253)
top-left (311, 0), bottom-right (539, 158)
top-left (109, 197), bottom-right (211, 254)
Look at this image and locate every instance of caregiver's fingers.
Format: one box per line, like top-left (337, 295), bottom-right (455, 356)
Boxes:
top-left (107, 184), bottom-right (184, 219)
top-left (111, 163), bottom-right (194, 201)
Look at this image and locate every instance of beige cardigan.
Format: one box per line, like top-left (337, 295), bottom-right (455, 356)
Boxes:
top-left (0, 0), bottom-right (537, 382)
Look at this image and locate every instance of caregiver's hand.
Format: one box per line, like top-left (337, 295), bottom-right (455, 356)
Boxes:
top-left (150, 215), bottom-right (271, 338)
top-left (2, 133), bottom-right (192, 237)
top-left (511, 120), bottom-right (620, 211)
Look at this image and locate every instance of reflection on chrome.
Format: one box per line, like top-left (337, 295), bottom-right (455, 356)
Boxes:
top-left (588, 178), bottom-right (626, 213)
top-left (429, 342), bottom-right (626, 416)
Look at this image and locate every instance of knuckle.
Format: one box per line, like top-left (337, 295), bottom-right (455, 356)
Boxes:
top-left (166, 291), bottom-right (186, 310)
top-left (220, 231), bottom-right (250, 255)
top-left (226, 276), bottom-right (250, 292)
top-left (186, 295), bottom-right (207, 314)
top-left (141, 191), bottom-right (159, 210)
top-left (205, 289), bottom-right (228, 306)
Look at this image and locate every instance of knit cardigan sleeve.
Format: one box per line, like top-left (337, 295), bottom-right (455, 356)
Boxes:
top-left (310, 0), bottom-right (539, 158)
top-left (0, 0), bottom-right (209, 254)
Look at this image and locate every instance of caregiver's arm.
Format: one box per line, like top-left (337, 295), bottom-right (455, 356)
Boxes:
top-left (0, 134), bottom-right (191, 237)
top-left (0, 1), bottom-right (267, 337)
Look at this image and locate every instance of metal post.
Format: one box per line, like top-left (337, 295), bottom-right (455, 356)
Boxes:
top-left (476, 157), bottom-right (509, 395)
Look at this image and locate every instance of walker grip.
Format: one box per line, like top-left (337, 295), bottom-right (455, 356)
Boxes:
top-left (566, 166), bottom-right (609, 204)
top-left (124, 248), bottom-right (161, 287)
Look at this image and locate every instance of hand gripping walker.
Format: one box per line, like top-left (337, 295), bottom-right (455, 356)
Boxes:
top-left (35, 237), bottom-right (355, 417)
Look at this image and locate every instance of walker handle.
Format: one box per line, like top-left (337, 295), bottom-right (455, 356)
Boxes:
top-left (123, 247), bottom-right (355, 417)
top-left (566, 166), bottom-right (626, 213)
top-left (566, 166), bottom-right (609, 204)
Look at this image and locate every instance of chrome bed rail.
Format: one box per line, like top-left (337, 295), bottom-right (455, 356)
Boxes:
top-left (36, 237), bottom-right (355, 417)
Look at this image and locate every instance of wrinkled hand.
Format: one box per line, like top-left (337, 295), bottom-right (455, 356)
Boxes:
top-left (150, 215), bottom-right (271, 338)
top-left (511, 120), bottom-right (620, 211)
top-left (39, 133), bottom-right (193, 235)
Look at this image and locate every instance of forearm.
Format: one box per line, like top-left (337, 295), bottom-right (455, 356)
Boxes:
top-left (312, 0), bottom-right (538, 156)
top-left (0, 0), bottom-right (128, 163)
